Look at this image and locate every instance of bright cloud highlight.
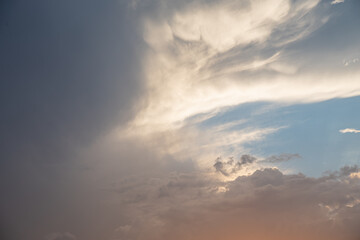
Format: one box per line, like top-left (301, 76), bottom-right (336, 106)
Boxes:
top-left (331, 0), bottom-right (346, 5)
top-left (340, 128), bottom-right (360, 133)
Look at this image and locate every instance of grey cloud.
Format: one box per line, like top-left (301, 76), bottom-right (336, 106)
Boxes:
top-left (339, 165), bottom-right (360, 177)
top-left (323, 165), bottom-right (360, 178)
top-left (0, 0), bottom-right (144, 164)
top-left (0, 1), bottom-right (144, 238)
top-left (239, 154), bottom-right (256, 165)
top-left (214, 153), bottom-right (299, 177)
top-left (213, 159), bottom-right (229, 176)
top-left (119, 167), bottom-right (360, 240)
top-left (213, 155), bottom-right (257, 176)
top-left (264, 153), bottom-right (301, 163)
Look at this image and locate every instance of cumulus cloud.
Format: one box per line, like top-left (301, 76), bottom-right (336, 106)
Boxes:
top-left (110, 167), bottom-right (360, 240)
top-left (339, 128), bottom-right (360, 133)
top-left (213, 153), bottom-right (301, 177)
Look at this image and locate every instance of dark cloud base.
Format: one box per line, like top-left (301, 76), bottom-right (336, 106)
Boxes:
top-left (113, 167), bottom-right (360, 240)
top-left (2, 160), bottom-right (360, 240)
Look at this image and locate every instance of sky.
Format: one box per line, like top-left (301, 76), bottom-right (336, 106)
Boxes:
top-left (1, 0), bottom-right (360, 239)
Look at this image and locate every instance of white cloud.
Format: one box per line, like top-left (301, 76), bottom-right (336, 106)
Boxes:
top-left (350, 172), bottom-right (360, 179)
top-left (339, 128), bottom-right (360, 134)
top-left (124, 122), bottom-right (281, 171)
top-left (168, 0), bottom-right (290, 51)
top-left (115, 0), bottom-right (360, 168)
top-left (130, 0), bottom-right (360, 136)
top-left (331, 0), bottom-right (345, 5)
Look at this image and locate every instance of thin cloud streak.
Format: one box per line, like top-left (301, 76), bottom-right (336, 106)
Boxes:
top-left (339, 128), bottom-right (360, 133)
top-left (331, 0), bottom-right (346, 5)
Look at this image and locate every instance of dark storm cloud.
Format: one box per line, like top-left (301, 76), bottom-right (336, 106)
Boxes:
top-left (0, 0), bottom-right (144, 239)
top-left (0, 0), bottom-right (144, 164)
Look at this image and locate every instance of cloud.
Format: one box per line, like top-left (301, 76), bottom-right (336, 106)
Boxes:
top-left (213, 153), bottom-right (301, 177)
top-left (112, 0), bottom-right (360, 174)
top-left (339, 128), bottom-right (360, 133)
top-left (339, 165), bottom-right (360, 176)
top-left (2, 1), bottom-right (360, 240)
top-left (331, 0), bottom-right (345, 5)
top-left (111, 167), bottom-right (360, 240)
top-left (123, 117), bottom-right (281, 171)
top-left (214, 155), bottom-right (257, 176)
top-left (0, 0), bottom-right (144, 164)
top-left (129, 0), bottom-right (360, 136)
top-left (265, 153), bottom-right (301, 163)
top-left (168, 0), bottom-right (290, 51)
top-left (344, 58), bottom-right (359, 66)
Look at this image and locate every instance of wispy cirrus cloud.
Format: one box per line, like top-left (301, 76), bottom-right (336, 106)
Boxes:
top-left (115, 0), bottom-right (360, 171)
top-left (128, 0), bottom-right (360, 137)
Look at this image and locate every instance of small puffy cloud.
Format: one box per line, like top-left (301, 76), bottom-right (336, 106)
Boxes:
top-left (331, 0), bottom-right (345, 5)
top-left (339, 128), bottom-right (360, 133)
